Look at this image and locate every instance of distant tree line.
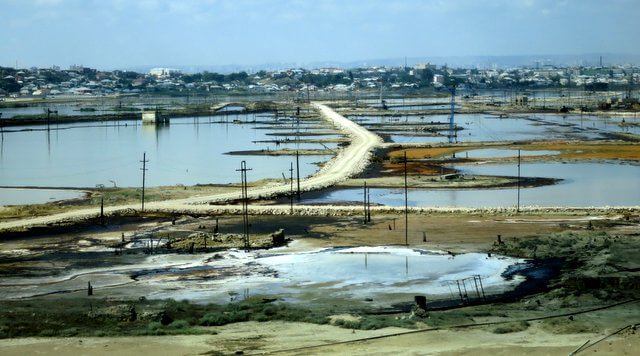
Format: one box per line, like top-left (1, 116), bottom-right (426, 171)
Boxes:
top-left (0, 67), bottom-right (20, 93)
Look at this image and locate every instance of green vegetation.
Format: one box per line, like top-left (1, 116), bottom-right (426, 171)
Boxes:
top-left (492, 320), bottom-right (530, 334)
top-left (182, 71), bottom-right (250, 85)
top-left (540, 317), bottom-right (598, 334)
top-left (333, 316), bottom-right (416, 330)
top-left (491, 225), bottom-right (640, 300)
top-left (0, 297), bottom-right (424, 338)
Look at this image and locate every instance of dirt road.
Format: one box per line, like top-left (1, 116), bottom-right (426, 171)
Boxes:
top-left (0, 102), bottom-right (383, 232)
top-left (0, 320), bottom-right (620, 355)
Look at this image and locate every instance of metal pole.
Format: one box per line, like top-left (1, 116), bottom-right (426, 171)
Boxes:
top-left (242, 161), bottom-right (248, 250)
top-left (236, 161), bottom-right (252, 251)
top-left (404, 151), bottom-right (408, 246)
top-left (473, 276), bottom-right (481, 299)
top-left (296, 150), bottom-right (301, 200)
top-left (140, 152), bottom-right (148, 212)
top-left (517, 149), bottom-right (521, 212)
top-left (363, 181), bottom-right (368, 224)
top-left (477, 275), bottom-right (486, 300)
top-left (449, 87), bottom-right (456, 143)
top-left (100, 196), bottom-right (104, 225)
top-left (367, 186), bottom-right (371, 223)
top-left (289, 162), bottom-right (294, 214)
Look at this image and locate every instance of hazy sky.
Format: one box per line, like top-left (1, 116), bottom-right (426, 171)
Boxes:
top-left (1, 0), bottom-right (639, 69)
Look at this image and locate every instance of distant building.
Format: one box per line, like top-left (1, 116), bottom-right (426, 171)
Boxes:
top-left (433, 74), bottom-right (445, 85)
top-left (69, 64), bottom-right (84, 72)
top-left (415, 63), bottom-right (436, 71)
top-left (149, 68), bottom-right (180, 78)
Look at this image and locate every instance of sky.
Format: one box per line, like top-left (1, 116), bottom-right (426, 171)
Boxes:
top-left (1, 0), bottom-right (639, 70)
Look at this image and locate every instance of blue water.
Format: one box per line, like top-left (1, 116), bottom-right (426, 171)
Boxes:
top-left (305, 162), bottom-right (640, 207)
top-left (0, 114), bottom-right (334, 188)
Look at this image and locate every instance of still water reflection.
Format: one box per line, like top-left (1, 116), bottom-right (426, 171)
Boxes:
top-left (0, 115), bottom-right (333, 188)
top-left (305, 162), bottom-right (640, 207)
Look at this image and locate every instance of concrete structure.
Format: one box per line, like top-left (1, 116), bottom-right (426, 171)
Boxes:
top-left (141, 110), bottom-right (157, 124)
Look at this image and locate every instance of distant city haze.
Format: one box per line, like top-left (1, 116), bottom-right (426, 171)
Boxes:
top-left (1, 0), bottom-right (639, 71)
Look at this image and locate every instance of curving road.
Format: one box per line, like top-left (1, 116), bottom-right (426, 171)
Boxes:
top-left (0, 103), bottom-right (383, 232)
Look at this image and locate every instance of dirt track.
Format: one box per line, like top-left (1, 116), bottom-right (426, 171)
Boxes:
top-left (0, 102), bottom-right (383, 232)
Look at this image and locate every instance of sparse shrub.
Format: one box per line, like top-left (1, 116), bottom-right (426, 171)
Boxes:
top-left (169, 319), bottom-right (190, 329)
top-left (492, 321), bottom-right (530, 334)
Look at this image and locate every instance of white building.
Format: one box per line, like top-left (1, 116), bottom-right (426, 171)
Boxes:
top-left (149, 68), bottom-right (181, 78)
top-left (433, 74), bottom-right (445, 84)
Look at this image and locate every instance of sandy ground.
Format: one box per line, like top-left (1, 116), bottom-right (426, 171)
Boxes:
top-left (1, 320), bottom-right (634, 355)
top-left (0, 102), bottom-right (383, 232)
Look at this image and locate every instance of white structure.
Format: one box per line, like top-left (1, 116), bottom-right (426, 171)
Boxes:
top-left (149, 68), bottom-right (180, 78)
top-left (142, 110), bottom-right (158, 124)
top-left (433, 74), bottom-right (445, 85)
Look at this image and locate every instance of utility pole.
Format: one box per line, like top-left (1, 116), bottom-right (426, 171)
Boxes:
top-left (363, 181), bottom-right (368, 224)
top-left (367, 186), bottom-right (371, 223)
top-left (236, 161), bottom-right (252, 251)
top-left (100, 196), bottom-right (104, 225)
top-left (379, 79), bottom-right (384, 108)
top-left (289, 162), bottom-right (294, 214)
top-left (404, 151), bottom-right (409, 246)
top-left (140, 152), bottom-right (148, 212)
top-left (296, 150), bottom-right (301, 200)
top-left (517, 149), bottom-right (521, 213)
top-left (45, 108), bottom-right (57, 131)
top-left (448, 86), bottom-right (456, 143)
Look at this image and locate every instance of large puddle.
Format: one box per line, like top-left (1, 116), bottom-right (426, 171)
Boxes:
top-left (306, 162), bottom-right (640, 207)
top-left (0, 246), bottom-right (523, 305)
top-left (0, 114), bottom-right (335, 188)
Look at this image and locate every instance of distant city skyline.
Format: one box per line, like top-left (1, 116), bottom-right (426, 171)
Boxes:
top-left (2, 0), bottom-right (639, 71)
